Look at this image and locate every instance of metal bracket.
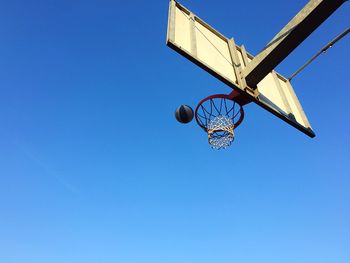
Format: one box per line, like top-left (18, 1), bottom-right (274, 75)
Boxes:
top-left (244, 85), bottom-right (260, 98)
top-left (228, 38), bottom-right (260, 99)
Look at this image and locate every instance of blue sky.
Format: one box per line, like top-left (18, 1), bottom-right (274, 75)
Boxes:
top-left (0, 1), bottom-right (349, 262)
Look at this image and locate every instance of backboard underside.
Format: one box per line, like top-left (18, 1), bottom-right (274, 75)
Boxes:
top-left (167, 0), bottom-right (314, 137)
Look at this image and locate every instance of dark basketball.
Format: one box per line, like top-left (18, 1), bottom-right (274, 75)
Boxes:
top-left (175, 105), bottom-right (194, 124)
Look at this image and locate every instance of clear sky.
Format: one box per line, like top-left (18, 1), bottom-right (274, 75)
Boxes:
top-left (0, 1), bottom-right (349, 263)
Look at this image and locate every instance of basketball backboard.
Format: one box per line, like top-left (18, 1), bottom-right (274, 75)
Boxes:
top-left (167, 0), bottom-right (315, 137)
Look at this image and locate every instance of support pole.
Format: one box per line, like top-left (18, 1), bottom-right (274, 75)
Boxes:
top-left (243, 0), bottom-right (347, 88)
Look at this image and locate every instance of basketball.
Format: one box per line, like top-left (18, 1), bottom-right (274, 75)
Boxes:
top-left (175, 105), bottom-right (194, 124)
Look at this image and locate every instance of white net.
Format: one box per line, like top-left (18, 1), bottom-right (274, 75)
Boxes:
top-left (207, 115), bottom-right (234, 149)
top-left (195, 96), bottom-right (243, 150)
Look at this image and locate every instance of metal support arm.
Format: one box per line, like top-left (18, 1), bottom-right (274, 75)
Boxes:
top-left (243, 0), bottom-right (347, 89)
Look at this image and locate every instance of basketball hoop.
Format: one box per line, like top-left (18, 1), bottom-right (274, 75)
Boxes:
top-left (195, 93), bottom-right (244, 149)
